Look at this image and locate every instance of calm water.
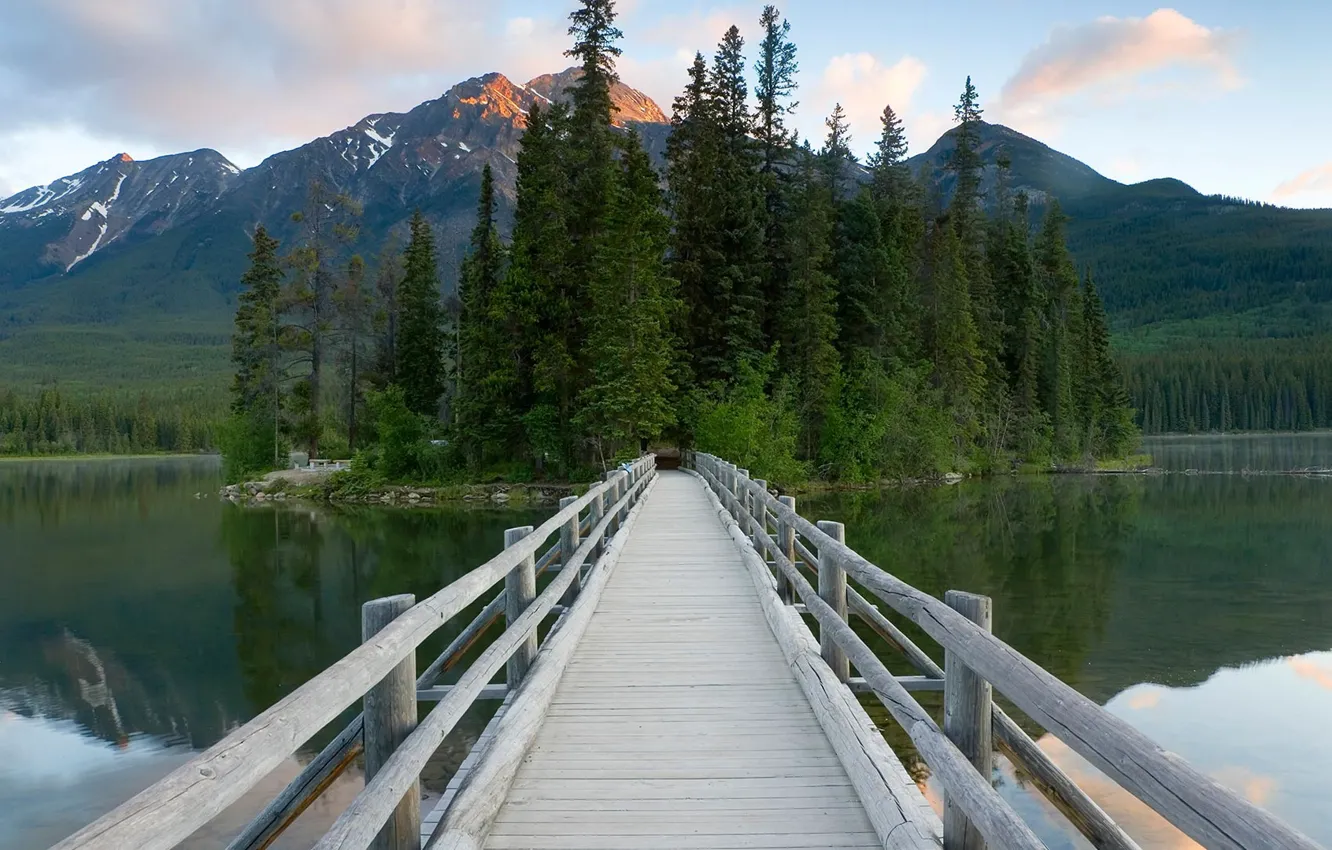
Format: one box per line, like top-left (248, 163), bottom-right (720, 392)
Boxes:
top-left (805, 434), bottom-right (1332, 848)
top-left (0, 457), bottom-right (550, 850)
top-left (2, 439), bottom-right (1330, 849)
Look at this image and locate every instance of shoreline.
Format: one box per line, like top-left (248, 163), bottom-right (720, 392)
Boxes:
top-left (0, 453), bottom-right (216, 463)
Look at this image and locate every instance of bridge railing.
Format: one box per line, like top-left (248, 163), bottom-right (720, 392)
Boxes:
top-left (689, 452), bottom-right (1321, 850)
top-left (52, 455), bottom-right (657, 850)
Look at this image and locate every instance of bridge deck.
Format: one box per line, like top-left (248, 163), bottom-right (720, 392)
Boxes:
top-left (481, 471), bottom-right (888, 849)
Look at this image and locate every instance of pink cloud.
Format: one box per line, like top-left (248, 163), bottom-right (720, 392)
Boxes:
top-left (814, 53), bottom-right (927, 155)
top-left (1272, 163), bottom-right (1332, 203)
top-left (999, 9), bottom-right (1240, 119)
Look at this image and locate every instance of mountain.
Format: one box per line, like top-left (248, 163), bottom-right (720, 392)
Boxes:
top-left (2, 78), bottom-right (1331, 397)
top-left (908, 121), bottom-right (1332, 333)
top-left (0, 68), bottom-right (670, 331)
top-left (0, 150), bottom-right (239, 289)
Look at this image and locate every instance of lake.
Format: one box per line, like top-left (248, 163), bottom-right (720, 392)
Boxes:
top-left (2, 437), bottom-right (1330, 848)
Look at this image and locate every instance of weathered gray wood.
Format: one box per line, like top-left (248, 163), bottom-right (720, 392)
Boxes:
top-left (314, 467), bottom-right (656, 850)
top-left (943, 591), bottom-right (992, 850)
top-left (362, 595), bottom-right (421, 850)
top-left (589, 483), bottom-right (605, 558)
top-left (712, 455), bottom-right (1325, 850)
top-left (427, 474), bottom-right (656, 850)
top-left (416, 684), bottom-right (508, 702)
top-left (696, 462), bottom-right (1044, 850)
top-left (503, 527), bottom-right (537, 687)
top-left (817, 520), bottom-right (850, 683)
top-left (992, 707), bottom-right (1143, 850)
top-left (558, 496), bottom-right (582, 606)
top-left (49, 460), bottom-right (658, 850)
top-left (848, 587), bottom-right (941, 678)
top-left (469, 471), bottom-right (917, 850)
top-left (846, 676), bottom-right (945, 693)
top-left (691, 473), bottom-right (939, 850)
top-left (776, 495), bottom-right (796, 604)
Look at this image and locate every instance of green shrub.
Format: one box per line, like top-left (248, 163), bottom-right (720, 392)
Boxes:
top-left (218, 411), bottom-right (284, 483)
top-left (691, 358), bottom-right (808, 485)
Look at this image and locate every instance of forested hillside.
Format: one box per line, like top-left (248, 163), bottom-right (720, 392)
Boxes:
top-left (218, 1), bottom-right (1135, 485)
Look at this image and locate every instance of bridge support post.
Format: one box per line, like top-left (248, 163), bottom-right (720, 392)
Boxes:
top-left (361, 594), bottom-right (421, 850)
top-left (559, 496), bottom-right (581, 605)
top-left (590, 483), bottom-right (605, 558)
top-left (777, 496), bottom-right (796, 604)
top-left (943, 590), bottom-right (994, 850)
top-left (504, 527), bottom-right (538, 687)
top-left (816, 521), bottom-right (850, 682)
top-left (603, 471), bottom-right (620, 535)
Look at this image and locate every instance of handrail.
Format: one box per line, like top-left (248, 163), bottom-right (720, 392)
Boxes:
top-left (692, 453), bottom-right (1323, 850)
top-left (54, 456), bottom-right (655, 850)
top-left (314, 467), bottom-right (657, 850)
top-left (692, 462), bottom-right (1045, 850)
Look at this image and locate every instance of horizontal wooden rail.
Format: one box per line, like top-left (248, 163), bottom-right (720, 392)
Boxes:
top-left (695, 453), bottom-right (1321, 850)
top-left (59, 457), bottom-right (653, 850)
top-left (313, 466), bottom-right (657, 850)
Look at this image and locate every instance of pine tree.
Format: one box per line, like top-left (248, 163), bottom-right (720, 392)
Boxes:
top-left (821, 103), bottom-right (854, 195)
top-left (456, 164), bottom-right (508, 463)
top-left (578, 131), bottom-right (681, 462)
top-left (283, 181), bottom-right (360, 457)
top-left (666, 54), bottom-right (727, 385)
top-left (867, 104), bottom-right (909, 203)
top-left (396, 210), bottom-right (446, 417)
top-left (867, 103), bottom-right (922, 363)
top-left (371, 238), bottom-right (403, 389)
top-left (709, 26), bottom-right (766, 375)
top-left (923, 215), bottom-right (984, 449)
top-left (1081, 271), bottom-right (1137, 456)
top-left (564, 0), bottom-right (623, 274)
top-left (781, 150), bottom-right (841, 459)
top-left (1036, 202), bottom-right (1082, 458)
top-left (231, 225), bottom-right (284, 467)
top-left (752, 5), bottom-right (799, 343)
top-left (335, 254), bottom-right (373, 451)
top-left (500, 101), bottom-right (574, 469)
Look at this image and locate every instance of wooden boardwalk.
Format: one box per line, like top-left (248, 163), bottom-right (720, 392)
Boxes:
top-left (55, 454), bottom-right (1324, 850)
top-left (482, 471), bottom-right (897, 849)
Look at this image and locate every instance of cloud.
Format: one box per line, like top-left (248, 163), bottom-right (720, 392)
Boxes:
top-left (816, 53), bottom-right (926, 152)
top-left (997, 9), bottom-right (1240, 127)
top-left (0, 0), bottom-right (570, 177)
top-left (1286, 654), bottom-right (1332, 688)
top-left (1272, 163), bottom-right (1332, 204)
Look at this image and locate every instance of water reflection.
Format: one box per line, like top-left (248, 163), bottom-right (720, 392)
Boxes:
top-left (804, 442), bottom-right (1332, 847)
top-left (0, 457), bottom-right (551, 849)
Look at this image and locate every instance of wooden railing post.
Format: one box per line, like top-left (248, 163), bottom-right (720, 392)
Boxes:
top-left (602, 471), bottom-right (619, 535)
top-left (589, 483), bottom-right (605, 558)
top-left (504, 527), bottom-right (537, 687)
top-left (361, 594), bottom-right (420, 850)
top-left (736, 468), bottom-right (750, 520)
top-left (816, 520), bottom-right (850, 682)
top-left (943, 590), bottom-right (994, 850)
top-left (559, 496), bottom-right (581, 605)
top-left (753, 479), bottom-right (768, 547)
top-left (777, 495), bottom-right (796, 604)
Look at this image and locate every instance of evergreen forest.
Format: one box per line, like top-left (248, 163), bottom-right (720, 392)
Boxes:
top-left (218, 0), bottom-right (1138, 485)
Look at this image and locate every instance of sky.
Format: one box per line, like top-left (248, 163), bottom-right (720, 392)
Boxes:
top-left (1, 0), bottom-right (1331, 208)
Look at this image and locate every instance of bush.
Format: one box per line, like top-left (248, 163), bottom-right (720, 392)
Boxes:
top-left (691, 357), bottom-right (808, 485)
top-left (218, 411), bottom-right (284, 483)
top-left (366, 386), bottom-right (425, 480)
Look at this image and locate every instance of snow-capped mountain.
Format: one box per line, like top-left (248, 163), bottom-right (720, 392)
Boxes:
top-left (0, 150), bottom-right (239, 284)
top-left (0, 67), bottom-right (669, 303)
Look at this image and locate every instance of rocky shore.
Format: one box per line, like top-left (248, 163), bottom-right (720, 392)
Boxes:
top-left (218, 479), bottom-right (579, 507)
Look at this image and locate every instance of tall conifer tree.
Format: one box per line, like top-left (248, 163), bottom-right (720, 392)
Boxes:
top-left (396, 211), bottom-right (446, 417)
top-left (456, 164), bottom-right (509, 463)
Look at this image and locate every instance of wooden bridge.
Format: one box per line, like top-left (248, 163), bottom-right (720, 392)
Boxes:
top-left (52, 455), bottom-right (1322, 850)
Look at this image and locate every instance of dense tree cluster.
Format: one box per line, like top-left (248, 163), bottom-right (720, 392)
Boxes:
top-left (0, 388), bottom-right (217, 455)
top-left (1125, 339), bottom-right (1332, 433)
top-left (223, 0), bottom-right (1138, 483)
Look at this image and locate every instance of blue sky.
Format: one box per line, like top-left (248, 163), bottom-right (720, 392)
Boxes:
top-left (2, 0), bottom-right (1330, 207)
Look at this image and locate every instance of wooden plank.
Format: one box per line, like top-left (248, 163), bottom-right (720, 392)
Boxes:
top-left (471, 472), bottom-right (897, 850)
top-left (942, 591), bottom-right (992, 850)
top-left (361, 595), bottom-right (421, 850)
top-left (720, 460), bottom-right (1324, 850)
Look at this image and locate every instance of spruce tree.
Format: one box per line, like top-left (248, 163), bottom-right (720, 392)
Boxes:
top-left (456, 164), bottom-right (509, 464)
top-left (867, 104), bottom-right (909, 203)
top-left (868, 103), bottom-right (922, 363)
top-left (336, 254), bottom-right (373, 451)
top-left (781, 149), bottom-right (841, 460)
top-left (371, 238), bottom-right (403, 389)
top-left (1035, 202), bottom-right (1082, 458)
top-left (578, 131), bottom-right (680, 462)
top-left (753, 5), bottom-right (799, 342)
top-left (821, 103), bottom-right (854, 195)
top-left (666, 54), bottom-right (727, 385)
top-left (231, 225), bottom-right (284, 467)
top-left (500, 101), bottom-right (574, 469)
top-left (396, 210), bottom-right (447, 417)
top-left (924, 215), bottom-right (984, 448)
top-left (564, 0), bottom-right (623, 271)
top-left (1081, 271), bottom-right (1137, 456)
top-left (709, 26), bottom-right (766, 374)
